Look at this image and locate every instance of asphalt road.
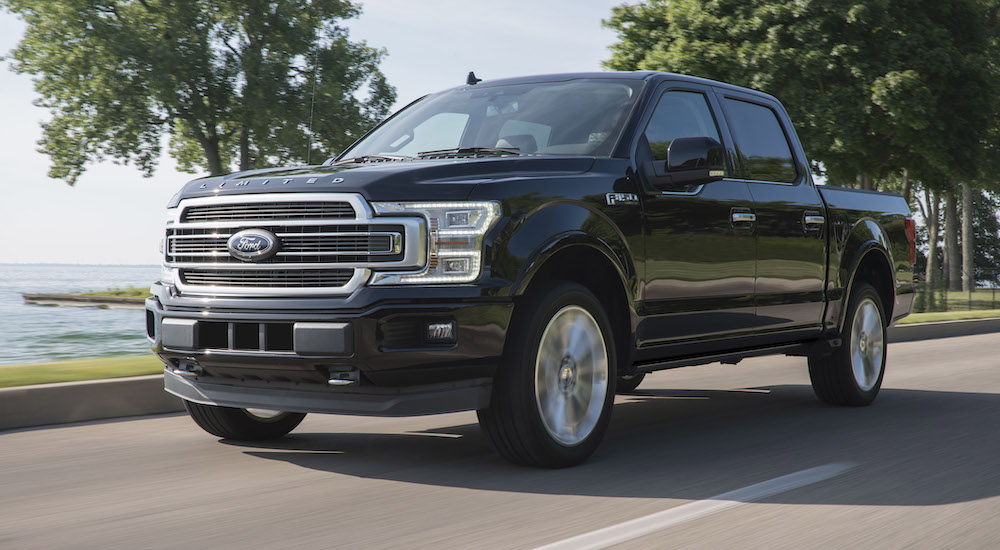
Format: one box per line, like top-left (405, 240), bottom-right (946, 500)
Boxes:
top-left (3, 333), bottom-right (1000, 549)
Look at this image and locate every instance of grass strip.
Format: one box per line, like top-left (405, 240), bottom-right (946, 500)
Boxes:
top-left (82, 286), bottom-right (151, 298)
top-left (0, 355), bottom-right (164, 388)
top-left (898, 309), bottom-right (1000, 325)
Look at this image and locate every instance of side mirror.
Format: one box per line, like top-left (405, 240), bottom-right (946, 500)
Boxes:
top-left (641, 136), bottom-right (726, 192)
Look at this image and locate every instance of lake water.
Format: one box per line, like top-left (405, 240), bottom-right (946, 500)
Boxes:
top-left (0, 264), bottom-right (160, 365)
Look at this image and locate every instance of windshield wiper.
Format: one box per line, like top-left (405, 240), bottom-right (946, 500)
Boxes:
top-left (416, 147), bottom-right (522, 159)
top-left (331, 154), bottom-right (413, 166)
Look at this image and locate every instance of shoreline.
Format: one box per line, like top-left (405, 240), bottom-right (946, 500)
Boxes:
top-left (22, 292), bottom-right (147, 309)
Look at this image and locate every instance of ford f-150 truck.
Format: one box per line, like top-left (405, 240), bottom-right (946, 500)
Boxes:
top-left (147, 72), bottom-right (915, 467)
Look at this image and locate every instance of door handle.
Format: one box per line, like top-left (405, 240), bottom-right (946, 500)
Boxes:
top-left (804, 214), bottom-right (825, 226)
top-left (731, 212), bottom-right (757, 223)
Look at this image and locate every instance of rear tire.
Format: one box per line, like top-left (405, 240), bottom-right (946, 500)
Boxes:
top-left (184, 401), bottom-right (306, 440)
top-left (808, 282), bottom-right (886, 406)
top-left (478, 282), bottom-right (616, 468)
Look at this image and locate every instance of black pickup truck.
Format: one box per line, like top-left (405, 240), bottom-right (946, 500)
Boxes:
top-left (147, 72), bottom-right (915, 467)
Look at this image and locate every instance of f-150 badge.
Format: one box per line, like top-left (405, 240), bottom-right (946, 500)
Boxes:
top-left (606, 192), bottom-right (639, 206)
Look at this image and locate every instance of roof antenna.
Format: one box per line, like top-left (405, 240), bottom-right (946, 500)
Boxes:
top-left (466, 71), bottom-right (482, 85)
top-left (307, 52), bottom-right (319, 165)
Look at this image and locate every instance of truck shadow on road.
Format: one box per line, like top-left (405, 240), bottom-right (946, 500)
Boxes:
top-left (227, 384), bottom-right (1000, 506)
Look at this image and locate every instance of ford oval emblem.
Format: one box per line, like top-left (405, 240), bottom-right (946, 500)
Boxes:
top-left (227, 229), bottom-right (280, 262)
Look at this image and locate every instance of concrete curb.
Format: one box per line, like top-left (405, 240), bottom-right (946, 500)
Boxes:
top-left (2, 317), bottom-right (997, 432)
top-left (888, 317), bottom-right (1000, 343)
top-left (0, 374), bottom-right (183, 431)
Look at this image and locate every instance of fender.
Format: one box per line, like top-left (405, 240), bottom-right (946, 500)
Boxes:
top-left (829, 218), bottom-right (895, 332)
top-left (504, 201), bottom-right (638, 301)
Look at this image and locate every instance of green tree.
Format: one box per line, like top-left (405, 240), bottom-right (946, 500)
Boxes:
top-left (603, 0), bottom-right (999, 190)
top-left (2, 0), bottom-right (395, 184)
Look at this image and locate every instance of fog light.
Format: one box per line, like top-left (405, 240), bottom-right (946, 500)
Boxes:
top-left (426, 321), bottom-right (457, 343)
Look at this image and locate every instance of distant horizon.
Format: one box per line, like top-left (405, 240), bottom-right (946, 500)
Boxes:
top-left (0, 262), bottom-right (159, 267)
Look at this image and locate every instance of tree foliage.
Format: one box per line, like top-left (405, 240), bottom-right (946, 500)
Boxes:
top-left (604, 0), bottom-right (1000, 188)
top-left (2, 0), bottom-right (395, 183)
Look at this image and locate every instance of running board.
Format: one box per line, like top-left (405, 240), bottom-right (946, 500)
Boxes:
top-left (633, 343), bottom-right (808, 373)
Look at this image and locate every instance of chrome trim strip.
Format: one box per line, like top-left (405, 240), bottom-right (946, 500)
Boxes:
top-left (176, 192), bottom-right (371, 215)
top-left (730, 178), bottom-right (796, 186)
top-left (163, 347), bottom-right (299, 358)
top-left (169, 261), bottom-right (407, 269)
top-left (170, 219), bottom-right (368, 229)
top-left (660, 184), bottom-right (705, 196)
top-left (172, 268), bottom-right (371, 297)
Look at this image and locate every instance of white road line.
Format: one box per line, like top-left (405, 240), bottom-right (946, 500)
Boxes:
top-left (533, 462), bottom-right (857, 550)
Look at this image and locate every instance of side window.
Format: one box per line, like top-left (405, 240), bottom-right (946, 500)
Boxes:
top-left (391, 112), bottom-right (470, 156)
top-left (722, 99), bottom-right (798, 183)
top-left (642, 91), bottom-right (720, 162)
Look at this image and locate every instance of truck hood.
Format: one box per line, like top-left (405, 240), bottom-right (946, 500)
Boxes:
top-left (167, 156), bottom-right (595, 207)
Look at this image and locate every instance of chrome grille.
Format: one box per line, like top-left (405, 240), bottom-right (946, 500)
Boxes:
top-left (181, 201), bottom-right (355, 222)
top-left (166, 193), bottom-right (424, 296)
top-left (180, 269), bottom-right (354, 288)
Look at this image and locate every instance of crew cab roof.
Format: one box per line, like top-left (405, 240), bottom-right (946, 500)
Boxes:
top-left (450, 71), bottom-right (779, 103)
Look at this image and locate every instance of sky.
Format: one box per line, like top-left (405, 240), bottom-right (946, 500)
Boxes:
top-left (0, 0), bottom-right (626, 265)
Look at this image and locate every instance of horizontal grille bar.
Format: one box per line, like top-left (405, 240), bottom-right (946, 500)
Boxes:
top-left (168, 234), bottom-right (394, 254)
top-left (181, 201), bottom-right (356, 222)
top-left (166, 226), bottom-right (403, 264)
top-left (180, 269), bottom-right (354, 288)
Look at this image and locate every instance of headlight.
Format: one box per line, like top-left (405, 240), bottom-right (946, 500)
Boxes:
top-left (159, 208), bottom-right (179, 285)
top-left (369, 201), bottom-right (501, 284)
top-left (160, 263), bottom-right (175, 286)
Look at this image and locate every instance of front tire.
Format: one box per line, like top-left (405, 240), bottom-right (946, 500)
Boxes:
top-left (184, 401), bottom-right (306, 440)
top-left (616, 372), bottom-right (646, 394)
top-left (808, 282), bottom-right (887, 406)
top-left (478, 282), bottom-right (617, 468)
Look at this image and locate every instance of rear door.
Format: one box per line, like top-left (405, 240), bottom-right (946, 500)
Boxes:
top-left (714, 89), bottom-right (827, 338)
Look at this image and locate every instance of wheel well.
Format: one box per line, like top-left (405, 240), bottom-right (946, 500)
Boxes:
top-left (521, 246), bottom-right (633, 372)
top-left (852, 249), bottom-right (894, 322)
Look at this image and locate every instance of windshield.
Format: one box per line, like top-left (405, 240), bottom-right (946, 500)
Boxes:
top-left (339, 79), bottom-right (642, 160)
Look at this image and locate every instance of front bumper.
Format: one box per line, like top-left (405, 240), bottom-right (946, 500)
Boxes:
top-left (165, 368), bottom-right (491, 416)
top-left (147, 283), bottom-right (512, 415)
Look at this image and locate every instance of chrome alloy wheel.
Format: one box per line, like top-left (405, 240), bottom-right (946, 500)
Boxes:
top-left (534, 305), bottom-right (609, 446)
top-left (244, 409), bottom-right (286, 420)
top-left (850, 297), bottom-right (884, 392)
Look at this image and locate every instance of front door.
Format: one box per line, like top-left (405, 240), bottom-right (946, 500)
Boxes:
top-left (635, 86), bottom-right (757, 351)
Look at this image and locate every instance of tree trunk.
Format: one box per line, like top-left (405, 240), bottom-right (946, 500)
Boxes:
top-left (201, 138), bottom-right (224, 176)
top-left (239, 125), bottom-right (251, 171)
top-left (962, 182), bottom-right (974, 292)
top-left (901, 168), bottom-right (911, 204)
top-left (924, 189), bottom-right (940, 310)
top-left (859, 174), bottom-right (875, 190)
top-left (179, 112), bottom-right (225, 175)
top-left (944, 187), bottom-right (961, 291)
